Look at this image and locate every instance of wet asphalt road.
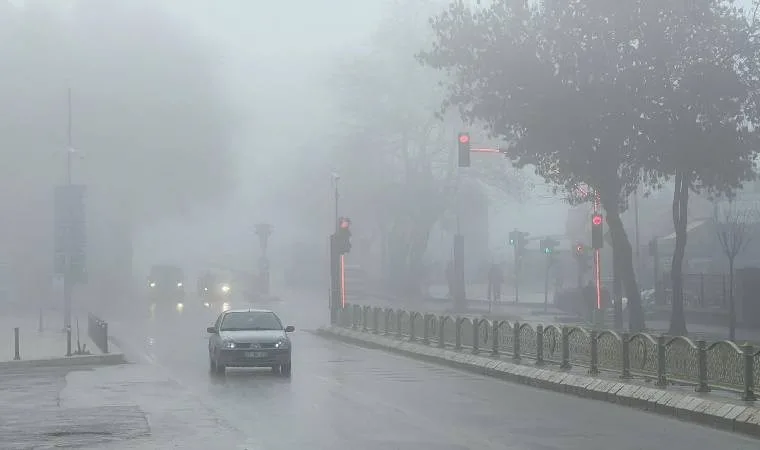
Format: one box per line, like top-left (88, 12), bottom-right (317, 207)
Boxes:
top-left (115, 289), bottom-right (758, 450)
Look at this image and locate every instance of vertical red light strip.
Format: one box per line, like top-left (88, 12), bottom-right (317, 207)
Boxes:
top-left (340, 254), bottom-right (346, 308)
top-left (594, 191), bottom-right (602, 310)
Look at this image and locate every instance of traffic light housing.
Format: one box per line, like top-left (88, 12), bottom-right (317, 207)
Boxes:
top-left (591, 213), bottom-right (603, 249)
top-left (333, 217), bottom-right (352, 254)
top-left (509, 230), bottom-right (529, 250)
top-left (540, 238), bottom-right (558, 254)
top-left (458, 132), bottom-right (471, 167)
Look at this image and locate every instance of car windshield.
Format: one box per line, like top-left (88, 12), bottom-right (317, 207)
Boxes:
top-left (220, 312), bottom-right (283, 331)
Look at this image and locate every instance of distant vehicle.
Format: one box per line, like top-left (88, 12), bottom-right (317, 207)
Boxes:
top-left (206, 308), bottom-right (294, 376)
top-left (147, 264), bottom-right (186, 316)
top-left (197, 270), bottom-right (233, 312)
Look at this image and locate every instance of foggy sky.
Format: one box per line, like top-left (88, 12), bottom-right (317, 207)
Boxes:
top-left (12, 0), bottom-right (734, 280)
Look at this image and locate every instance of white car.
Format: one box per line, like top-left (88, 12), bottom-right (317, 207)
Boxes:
top-left (207, 308), bottom-right (295, 376)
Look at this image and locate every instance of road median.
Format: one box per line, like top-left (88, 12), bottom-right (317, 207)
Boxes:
top-left (0, 314), bottom-right (127, 369)
top-left (317, 325), bottom-right (760, 438)
top-left (0, 351), bottom-right (127, 369)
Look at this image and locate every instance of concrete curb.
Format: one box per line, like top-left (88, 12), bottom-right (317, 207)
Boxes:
top-left (317, 326), bottom-right (760, 438)
top-left (0, 352), bottom-right (127, 369)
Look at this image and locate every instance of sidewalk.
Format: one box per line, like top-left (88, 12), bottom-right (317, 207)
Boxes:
top-left (0, 362), bottom-right (251, 449)
top-left (645, 320), bottom-right (760, 344)
top-left (0, 313), bottom-right (99, 363)
top-left (428, 283), bottom-right (549, 305)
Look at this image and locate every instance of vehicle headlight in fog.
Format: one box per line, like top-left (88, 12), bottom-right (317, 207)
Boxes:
top-left (222, 340), bottom-right (236, 349)
top-left (149, 282), bottom-right (156, 288)
top-left (222, 302), bottom-right (230, 312)
top-left (275, 339), bottom-right (290, 349)
top-left (176, 302), bottom-right (184, 312)
top-left (221, 284), bottom-right (230, 293)
top-left (204, 287), bottom-right (208, 291)
top-left (203, 302), bottom-right (210, 308)
top-left (177, 282), bottom-right (183, 288)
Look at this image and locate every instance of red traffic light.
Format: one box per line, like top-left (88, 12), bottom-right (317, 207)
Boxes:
top-left (592, 214), bottom-right (602, 226)
top-left (458, 134), bottom-right (470, 144)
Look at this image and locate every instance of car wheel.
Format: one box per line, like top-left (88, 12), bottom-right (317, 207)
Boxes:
top-left (280, 363), bottom-right (292, 377)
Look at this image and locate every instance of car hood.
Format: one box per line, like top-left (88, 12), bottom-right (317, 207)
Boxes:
top-left (219, 330), bottom-right (286, 343)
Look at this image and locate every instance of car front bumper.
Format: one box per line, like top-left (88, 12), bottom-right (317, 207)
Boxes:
top-left (217, 348), bottom-right (291, 367)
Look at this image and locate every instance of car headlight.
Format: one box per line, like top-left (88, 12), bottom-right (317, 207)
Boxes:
top-left (176, 302), bottom-right (184, 311)
top-left (222, 340), bottom-right (236, 349)
top-left (177, 282), bottom-right (183, 288)
top-left (149, 282), bottom-right (156, 288)
top-left (275, 339), bottom-right (290, 349)
top-left (203, 302), bottom-right (210, 308)
top-left (221, 284), bottom-right (230, 293)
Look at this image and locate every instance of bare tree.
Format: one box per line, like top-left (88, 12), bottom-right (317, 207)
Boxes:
top-left (715, 204), bottom-right (757, 341)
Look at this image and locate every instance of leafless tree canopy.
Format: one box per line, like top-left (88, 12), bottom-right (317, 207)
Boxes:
top-left (715, 205), bottom-right (758, 261)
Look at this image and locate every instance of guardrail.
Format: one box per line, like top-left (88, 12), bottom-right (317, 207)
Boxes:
top-left (87, 314), bottom-right (109, 353)
top-left (335, 303), bottom-right (760, 401)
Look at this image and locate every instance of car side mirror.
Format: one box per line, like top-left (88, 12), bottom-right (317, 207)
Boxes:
top-left (206, 327), bottom-right (217, 334)
top-left (284, 325), bottom-right (295, 333)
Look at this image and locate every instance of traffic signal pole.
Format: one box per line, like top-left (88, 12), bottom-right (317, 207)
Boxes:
top-left (329, 174), bottom-right (340, 324)
top-left (591, 194), bottom-right (604, 327)
top-left (329, 235), bottom-right (340, 324)
top-left (454, 132), bottom-right (506, 311)
top-left (64, 88), bottom-right (73, 343)
top-left (329, 215), bottom-right (352, 324)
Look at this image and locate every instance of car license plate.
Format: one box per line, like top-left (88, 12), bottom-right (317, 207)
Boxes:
top-left (245, 351), bottom-right (267, 358)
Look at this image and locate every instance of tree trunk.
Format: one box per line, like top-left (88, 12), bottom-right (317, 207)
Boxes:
top-left (728, 259), bottom-right (736, 341)
top-left (603, 202), bottom-right (646, 331)
top-left (613, 245), bottom-right (623, 329)
top-left (669, 171), bottom-right (689, 336)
